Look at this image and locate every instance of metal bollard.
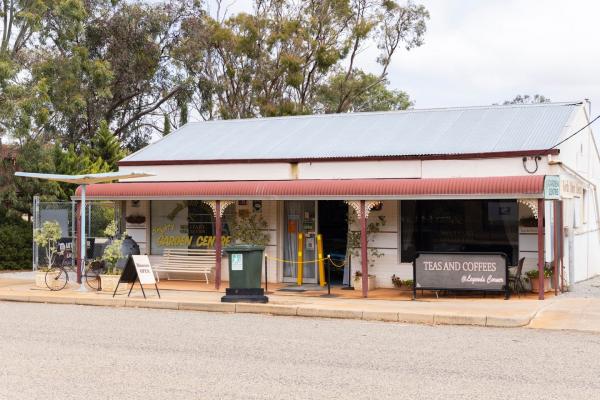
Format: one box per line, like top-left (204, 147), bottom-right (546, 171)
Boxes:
top-left (264, 255), bottom-right (268, 294)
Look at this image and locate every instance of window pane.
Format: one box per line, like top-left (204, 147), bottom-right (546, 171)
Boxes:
top-left (400, 200), bottom-right (518, 265)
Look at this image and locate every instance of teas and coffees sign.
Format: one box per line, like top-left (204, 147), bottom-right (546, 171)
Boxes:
top-left (413, 252), bottom-right (509, 298)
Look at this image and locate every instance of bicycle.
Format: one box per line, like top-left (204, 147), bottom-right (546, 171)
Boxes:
top-left (45, 254), bottom-right (106, 291)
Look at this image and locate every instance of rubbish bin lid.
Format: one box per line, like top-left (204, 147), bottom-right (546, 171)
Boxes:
top-left (224, 244), bottom-right (266, 252)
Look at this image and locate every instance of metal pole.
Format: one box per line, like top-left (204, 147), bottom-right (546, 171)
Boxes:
top-left (537, 198), bottom-right (545, 300)
top-left (327, 256), bottom-right (331, 296)
top-left (264, 255), bottom-right (268, 294)
top-left (341, 253), bottom-right (353, 290)
top-left (553, 200), bottom-right (559, 296)
top-left (77, 185), bottom-right (89, 292)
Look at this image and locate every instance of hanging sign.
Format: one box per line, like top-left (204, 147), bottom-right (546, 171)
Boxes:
top-left (544, 175), bottom-right (561, 199)
top-left (413, 252), bottom-right (509, 299)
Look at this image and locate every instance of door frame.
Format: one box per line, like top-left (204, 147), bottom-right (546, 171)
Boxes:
top-left (281, 200), bottom-right (319, 284)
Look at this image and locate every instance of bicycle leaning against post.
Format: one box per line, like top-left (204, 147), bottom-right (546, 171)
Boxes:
top-left (45, 253), bottom-right (106, 292)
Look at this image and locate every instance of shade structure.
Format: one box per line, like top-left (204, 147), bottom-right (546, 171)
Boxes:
top-left (15, 171), bottom-right (153, 290)
top-left (73, 175), bottom-right (546, 200)
top-left (15, 171), bottom-right (154, 184)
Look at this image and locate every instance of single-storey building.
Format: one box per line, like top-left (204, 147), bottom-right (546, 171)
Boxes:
top-left (74, 101), bottom-right (600, 299)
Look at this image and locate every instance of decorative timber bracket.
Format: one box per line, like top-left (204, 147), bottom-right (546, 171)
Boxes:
top-left (345, 200), bottom-right (383, 219)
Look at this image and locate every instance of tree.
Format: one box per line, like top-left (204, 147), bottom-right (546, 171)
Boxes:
top-left (503, 94), bottom-right (550, 105)
top-left (176, 0), bottom-right (428, 119)
top-left (88, 120), bottom-right (125, 171)
top-left (316, 70), bottom-right (412, 113)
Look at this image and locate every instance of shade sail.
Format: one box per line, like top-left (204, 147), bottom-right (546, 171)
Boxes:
top-left (73, 176), bottom-right (545, 200)
top-left (15, 171), bottom-right (153, 184)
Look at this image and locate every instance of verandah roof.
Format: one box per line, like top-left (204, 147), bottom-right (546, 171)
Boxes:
top-left (73, 175), bottom-right (545, 200)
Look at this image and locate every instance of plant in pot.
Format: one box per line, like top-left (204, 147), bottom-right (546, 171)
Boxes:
top-left (347, 211), bottom-right (386, 290)
top-left (354, 271), bottom-right (376, 291)
top-left (391, 275), bottom-right (413, 291)
top-left (525, 267), bottom-right (553, 293)
top-left (100, 227), bottom-right (125, 292)
top-left (33, 220), bottom-right (62, 288)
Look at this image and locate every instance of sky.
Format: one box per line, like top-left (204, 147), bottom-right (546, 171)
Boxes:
top-left (209, 0), bottom-right (600, 115)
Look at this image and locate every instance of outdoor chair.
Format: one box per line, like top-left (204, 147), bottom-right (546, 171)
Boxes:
top-left (508, 257), bottom-right (526, 297)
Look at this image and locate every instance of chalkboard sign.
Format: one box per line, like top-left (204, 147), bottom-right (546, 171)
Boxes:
top-left (413, 252), bottom-right (509, 299)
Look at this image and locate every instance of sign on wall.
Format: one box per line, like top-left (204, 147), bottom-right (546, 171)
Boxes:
top-left (544, 175), bottom-right (561, 199)
top-left (413, 252), bottom-right (509, 299)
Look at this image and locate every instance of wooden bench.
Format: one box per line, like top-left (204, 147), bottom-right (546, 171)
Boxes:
top-left (154, 248), bottom-right (217, 283)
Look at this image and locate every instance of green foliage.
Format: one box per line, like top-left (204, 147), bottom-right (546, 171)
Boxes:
top-left (103, 220), bottom-right (118, 238)
top-left (316, 70), bottom-right (412, 113)
top-left (347, 211), bottom-right (386, 268)
top-left (102, 237), bottom-right (123, 271)
top-left (502, 94), bottom-right (550, 105)
top-left (177, 0), bottom-right (428, 119)
top-left (33, 220), bottom-right (62, 267)
top-left (227, 212), bottom-right (269, 246)
top-left (526, 267), bottom-right (554, 279)
top-left (88, 121), bottom-right (125, 171)
top-left (0, 211), bottom-right (32, 270)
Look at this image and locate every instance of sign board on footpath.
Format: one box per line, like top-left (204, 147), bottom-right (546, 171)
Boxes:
top-left (413, 252), bottom-right (509, 299)
top-left (112, 255), bottom-right (161, 299)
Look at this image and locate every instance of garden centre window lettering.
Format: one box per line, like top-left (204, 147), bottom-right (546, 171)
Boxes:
top-left (150, 201), bottom-right (233, 255)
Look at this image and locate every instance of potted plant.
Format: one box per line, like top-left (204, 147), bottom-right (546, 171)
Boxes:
top-left (347, 212), bottom-right (386, 291)
top-left (391, 274), bottom-right (402, 288)
top-left (353, 271), bottom-right (376, 291)
top-left (100, 223), bottom-right (125, 292)
top-left (33, 221), bottom-right (62, 288)
top-left (526, 267), bottom-right (553, 293)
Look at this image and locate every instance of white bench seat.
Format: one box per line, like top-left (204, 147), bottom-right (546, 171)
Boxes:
top-left (154, 248), bottom-right (217, 283)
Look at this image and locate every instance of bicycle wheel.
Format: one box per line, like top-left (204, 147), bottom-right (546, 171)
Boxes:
top-left (84, 268), bottom-right (101, 291)
top-left (45, 267), bottom-right (68, 291)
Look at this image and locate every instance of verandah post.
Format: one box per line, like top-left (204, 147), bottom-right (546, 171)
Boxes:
top-left (360, 200), bottom-right (368, 298)
top-left (215, 200), bottom-right (222, 290)
top-left (537, 198), bottom-right (545, 300)
top-left (553, 199), bottom-right (559, 296)
top-left (76, 201), bottom-right (82, 284)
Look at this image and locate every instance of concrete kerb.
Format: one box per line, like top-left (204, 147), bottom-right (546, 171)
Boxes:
top-left (0, 291), bottom-right (535, 328)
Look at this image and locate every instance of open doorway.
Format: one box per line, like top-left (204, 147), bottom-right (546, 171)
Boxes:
top-left (317, 201), bottom-right (348, 284)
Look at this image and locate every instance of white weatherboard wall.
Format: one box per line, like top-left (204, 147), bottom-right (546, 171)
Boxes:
top-left (119, 156), bottom-right (552, 183)
top-left (348, 201), bottom-right (404, 289)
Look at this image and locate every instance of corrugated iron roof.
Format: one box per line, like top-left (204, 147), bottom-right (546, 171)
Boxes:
top-left (74, 176), bottom-right (545, 200)
top-left (121, 102), bottom-right (581, 163)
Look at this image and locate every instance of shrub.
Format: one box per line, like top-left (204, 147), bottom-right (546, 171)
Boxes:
top-left (0, 221), bottom-right (33, 269)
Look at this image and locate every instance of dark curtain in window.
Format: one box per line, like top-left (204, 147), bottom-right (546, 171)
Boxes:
top-left (401, 200), bottom-right (518, 265)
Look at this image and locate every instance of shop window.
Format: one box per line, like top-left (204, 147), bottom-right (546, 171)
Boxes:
top-left (150, 200), bottom-right (234, 255)
top-left (400, 200), bottom-right (519, 265)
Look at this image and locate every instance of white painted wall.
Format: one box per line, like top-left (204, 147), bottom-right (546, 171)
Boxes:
top-left (120, 156), bottom-right (554, 182)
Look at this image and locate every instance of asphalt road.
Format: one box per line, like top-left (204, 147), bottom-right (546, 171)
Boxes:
top-left (0, 301), bottom-right (599, 400)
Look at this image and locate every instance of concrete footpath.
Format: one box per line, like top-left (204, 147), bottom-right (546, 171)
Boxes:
top-left (0, 277), bottom-right (556, 328)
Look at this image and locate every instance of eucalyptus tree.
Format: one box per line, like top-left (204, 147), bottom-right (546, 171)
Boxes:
top-left (176, 0), bottom-right (429, 120)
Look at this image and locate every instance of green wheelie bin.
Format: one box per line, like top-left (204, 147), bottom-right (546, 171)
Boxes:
top-left (221, 244), bottom-right (268, 303)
